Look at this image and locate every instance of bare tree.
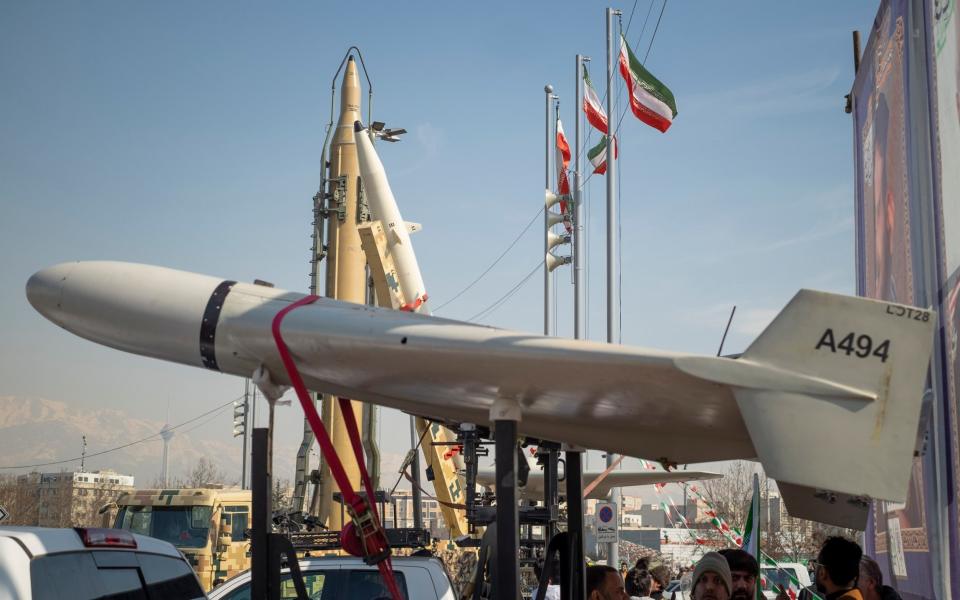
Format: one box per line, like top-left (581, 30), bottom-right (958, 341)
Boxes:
top-left (0, 473), bottom-right (41, 526)
top-left (185, 458), bottom-right (227, 487)
top-left (700, 461), bottom-right (754, 534)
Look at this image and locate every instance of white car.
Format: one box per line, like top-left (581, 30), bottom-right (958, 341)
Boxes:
top-left (0, 526), bottom-right (206, 599)
top-left (209, 555), bottom-right (457, 600)
top-left (761, 563), bottom-right (813, 599)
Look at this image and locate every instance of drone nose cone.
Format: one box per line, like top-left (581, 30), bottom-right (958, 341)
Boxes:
top-left (26, 262), bottom-right (75, 326)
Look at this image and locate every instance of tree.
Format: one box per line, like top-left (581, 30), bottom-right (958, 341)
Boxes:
top-left (0, 473), bottom-right (41, 526)
top-left (699, 461), bottom-right (754, 534)
top-left (272, 478), bottom-right (291, 513)
top-left (185, 458), bottom-right (227, 487)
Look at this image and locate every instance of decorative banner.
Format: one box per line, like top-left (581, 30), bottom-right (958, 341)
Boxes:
top-left (854, 0), bottom-right (945, 595)
top-left (931, 0), bottom-right (960, 593)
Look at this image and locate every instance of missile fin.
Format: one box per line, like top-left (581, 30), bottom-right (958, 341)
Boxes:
top-left (405, 222), bottom-right (422, 234)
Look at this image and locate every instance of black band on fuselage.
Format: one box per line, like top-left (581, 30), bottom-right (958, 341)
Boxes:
top-left (200, 280), bottom-right (236, 371)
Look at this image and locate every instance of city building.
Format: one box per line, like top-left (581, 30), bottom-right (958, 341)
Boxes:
top-left (15, 469), bottom-right (135, 527)
top-left (381, 490), bottom-right (449, 539)
top-left (639, 504), bottom-right (666, 528)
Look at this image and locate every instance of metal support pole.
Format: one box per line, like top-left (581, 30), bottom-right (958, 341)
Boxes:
top-left (251, 428), bottom-right (272, 600)
top-left (544, 84), bottom-right (555, 338)
top-left (494, 419), bottom-right (520, 600)
top-left (605, 13), bottom-right (619, 344)
top-left (241, 380), bottom-right (250, 490)
top-left (543, 449), bottom-right (559, 541)
top-left (605, 6), bottom-right (622, 570)
top-left (565, 450), bottom-right (585, 600)
top-left (574, 56), bottom-right (586, 342)
top-left (410, 415), bottom-right (423, 529)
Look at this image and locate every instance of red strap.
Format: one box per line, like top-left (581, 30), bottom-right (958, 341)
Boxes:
top-left (271, 295), bottom-right (403, 600)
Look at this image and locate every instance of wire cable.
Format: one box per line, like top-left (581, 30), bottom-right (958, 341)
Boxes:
top-left (468, 262), bottom-right (543, 323)
top-left (178, 402), bottom-right (236, 437)
top-left (0, 395), bottom-right (244, 470)
top-left (432, 206), bottom-right (545, 313)
top-left (644, 0), bottom-right (668, 63)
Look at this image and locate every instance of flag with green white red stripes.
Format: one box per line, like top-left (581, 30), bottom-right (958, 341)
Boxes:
top-left (618, 33), bottom-right (677, 132)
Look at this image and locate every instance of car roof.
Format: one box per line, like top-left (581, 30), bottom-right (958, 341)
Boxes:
top-left (0, 526), bottom-right (181, 558)
top-left (214, 554), bottom-right (444, 589)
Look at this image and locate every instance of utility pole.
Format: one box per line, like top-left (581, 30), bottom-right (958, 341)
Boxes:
top-left (239, 380), bottom-right (251, 489)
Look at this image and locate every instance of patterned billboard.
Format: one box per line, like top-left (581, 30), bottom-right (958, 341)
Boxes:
top-left (854, 0), bottom-right (946, 597)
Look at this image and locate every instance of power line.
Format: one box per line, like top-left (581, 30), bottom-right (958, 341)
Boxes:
top-left (644, 0), bottom-right (668, 63)
top-left (177, 402), bottom-right (235, 436)
top-left (0, 395), bottom-right (244, 470)
top-left (468, 262), bottom-right (543, 323)
top-left (432, 206), bottom-right (545, 313)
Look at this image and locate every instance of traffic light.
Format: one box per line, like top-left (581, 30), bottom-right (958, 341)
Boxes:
top-left (232, 399), bottom-right (247, 438)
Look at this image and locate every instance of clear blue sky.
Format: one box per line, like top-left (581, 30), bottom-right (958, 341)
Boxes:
top-left (0, 2), bottom-right (877, 486)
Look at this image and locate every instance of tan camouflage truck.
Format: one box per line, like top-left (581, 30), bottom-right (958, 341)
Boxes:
top-left (109, 488), bottom-right (251, 591)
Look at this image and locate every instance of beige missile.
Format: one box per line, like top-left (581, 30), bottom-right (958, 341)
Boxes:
top-left (318, 55), bottom-right (365, 530)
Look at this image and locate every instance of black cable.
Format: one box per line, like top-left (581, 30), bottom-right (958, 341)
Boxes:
top-left (644, 0), bottom-right (668, 63)
top-left (468, 262), bottom-right (543, 323)
top-left (433, 206), bottom-right (545, 313)
top-left (178, 402), bottom-right (235, 436)
top-left (0, 395), bottom-right (244, 470)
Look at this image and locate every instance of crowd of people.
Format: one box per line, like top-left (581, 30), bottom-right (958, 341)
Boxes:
top-left (582, 536), bottom-right (901, 600)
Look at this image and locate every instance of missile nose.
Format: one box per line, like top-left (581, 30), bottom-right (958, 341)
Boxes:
top-left (26, 262), bottom-right (75, 325)
top-left (354, 120), bottom-right (365, 132)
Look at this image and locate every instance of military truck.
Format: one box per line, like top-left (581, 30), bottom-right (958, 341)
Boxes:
top-left (109, 488), bottom-right (251, 591)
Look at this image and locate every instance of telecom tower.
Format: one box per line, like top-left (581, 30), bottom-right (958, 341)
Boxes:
top-left (160, 424), bottom-right (174, 487)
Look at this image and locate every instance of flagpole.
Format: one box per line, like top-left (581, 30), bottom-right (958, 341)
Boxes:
top-left (574, 58), bottom-right (585, 341)
top-left (605, 6), bottom-right (622, 571)
top-left (544, 85), bottom-right (554, 339)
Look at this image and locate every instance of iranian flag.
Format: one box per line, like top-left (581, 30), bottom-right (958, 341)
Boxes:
top-left (555, 119), bottom-right (572, 232)
top-left (741, 474), bottom-right (760, 558)
top-left (741, 474), bottom-right (763, 600)
top-left (583, 67), bottom-right (608, 134)
top-left (556, 119), bottom-right (571, 195)
top-left (587, 136), bottom-right (617, 175)
top-left (618, 34), bottom-right (677, 133)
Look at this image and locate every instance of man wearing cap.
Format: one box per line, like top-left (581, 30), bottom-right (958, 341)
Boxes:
top-left (691, 552), bottom-right (732, 600)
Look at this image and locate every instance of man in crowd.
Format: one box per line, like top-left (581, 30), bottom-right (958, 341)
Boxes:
top-left (587, 564), bottom-right (630, 600)
top-left (625, 565), bottom-right (653, 600)
top-left (717, 549), bottom-right (759, 600)
top-left (858, 556), bottom-right (902, 600)
top-left (634, 556), bottom-right (670, 599)
top-left (812, 536), bottom-right (863, 600)
top-left (534, 558), bottom-right (561, 600)
top-left (691, 552), bottom-right (732, 600)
